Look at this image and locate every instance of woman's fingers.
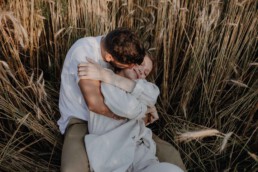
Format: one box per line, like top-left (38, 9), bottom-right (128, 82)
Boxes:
top-left (151, 113), bottom-right (158, 123)
top-left (86, 57), bottom-right (98, 64)
top-left (146, 106), bottom-right (159, 124)
top-left (78, 66), bottom-right (87, 72)
top-left (78, 63), bottom-right (93, 69)
top-left (78, 65), bottom-right (103, 81)
top-left (78, 59), bottom-right (98, 69)
top-left (78, 62), bottom-right (88, 67)
top-left (78, 64), bottom-right (97, 73)
top-left (78, 71), bottom-right (88, 76)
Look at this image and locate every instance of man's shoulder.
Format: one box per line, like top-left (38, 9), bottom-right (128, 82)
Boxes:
top-left (66, 36), bottom-right (103, 56)
top-left (73, 35), bottom-right (103, 47)
top-left (66, 35), bottom-right (103, 59)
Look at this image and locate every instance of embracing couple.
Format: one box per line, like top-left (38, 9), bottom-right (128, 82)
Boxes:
top-left (58, 28), bottom-right (186, 172)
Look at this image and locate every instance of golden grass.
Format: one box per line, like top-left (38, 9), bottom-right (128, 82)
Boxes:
top-left (0, 0), bottom-right (257, 171)
top-left (176, 129), bottom-right (221, 142)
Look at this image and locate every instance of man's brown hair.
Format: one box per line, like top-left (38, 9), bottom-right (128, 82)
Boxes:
top-left (104, 28), bottom-right (145, 65)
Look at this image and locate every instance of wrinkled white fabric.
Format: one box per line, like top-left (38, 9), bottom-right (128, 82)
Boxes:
top-left (85, 80), bottom-right (162, 172)
top-left (58, 36), bottom-right (112, 134)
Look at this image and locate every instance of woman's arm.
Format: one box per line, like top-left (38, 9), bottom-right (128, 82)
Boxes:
top-left (78, 58), bottom-right (160, 122)
top-left (100, 80), bottom-right (160, 121)
top-left (101, 82), bottom-right (147, 119)
top-left (78, 58), bottom-right (136, 92)
top-left (78, 58), bottom-right (160, 106)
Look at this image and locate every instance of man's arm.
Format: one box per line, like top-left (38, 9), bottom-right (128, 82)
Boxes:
top-left (78, 79), bottom-right (118, 119)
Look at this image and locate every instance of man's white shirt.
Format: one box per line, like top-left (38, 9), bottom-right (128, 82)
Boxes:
top-left (58, 36), bottom-right (111, 134)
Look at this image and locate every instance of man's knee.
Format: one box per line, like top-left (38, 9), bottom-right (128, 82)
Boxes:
top-left (61, 122), bottom-right (90, 172)
top-left (152, 134), bottom-right (186, 171)
top-left (65, 123), bottom-right (88, 138)
top-left (142, 162), bottom-right (184, 172)
top-left (61, 163), bottom-right (89, 172)
top-left (157, 162), bottom-right (184, 172)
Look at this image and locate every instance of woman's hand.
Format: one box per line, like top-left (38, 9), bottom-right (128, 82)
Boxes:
top-left (144, 106), bottom-right (159, 126)
top-left (78, 58), bottom-right (106, 81)
top-left (79, 58), bottom-right (136, 93)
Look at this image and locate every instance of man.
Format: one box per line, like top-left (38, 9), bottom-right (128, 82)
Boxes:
top-left (58, 28), bottom-right (186, 172)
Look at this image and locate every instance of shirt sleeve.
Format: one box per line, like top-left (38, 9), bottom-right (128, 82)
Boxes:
top-left (101, 83), bottom-right (147, 119)
top-left (68, 46), bottom-right (90, 83)
top-left (131, 79), bottom-right (160, 106)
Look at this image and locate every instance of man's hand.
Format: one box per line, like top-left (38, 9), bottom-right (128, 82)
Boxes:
top-left (143, 106), bottom-right (159, 125)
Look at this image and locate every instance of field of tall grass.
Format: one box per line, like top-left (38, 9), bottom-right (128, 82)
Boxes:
top-left (0, 0), bottom-right (257, 171)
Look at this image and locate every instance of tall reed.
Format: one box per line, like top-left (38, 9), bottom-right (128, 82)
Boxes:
top-left (0, 0), bottom-right (257, 171)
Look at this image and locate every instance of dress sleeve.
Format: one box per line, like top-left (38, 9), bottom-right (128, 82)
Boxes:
top-left (101, 79), bottom-right (160, 119)
top-left (131, 79), bottom-right (160, 106)
top-left (101, 83), bottom-right (147, 119)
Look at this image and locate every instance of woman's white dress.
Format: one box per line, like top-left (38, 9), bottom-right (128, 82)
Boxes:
top-left (84, 80), bottom-right (183, 172)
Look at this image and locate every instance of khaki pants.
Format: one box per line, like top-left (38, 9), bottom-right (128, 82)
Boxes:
top-left (61, 118), bottom-right (186, 172)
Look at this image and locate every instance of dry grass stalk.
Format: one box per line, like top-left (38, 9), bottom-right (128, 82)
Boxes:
top-left (176, 129), bottom-right (221, 142)
top-left (249, 62), bottom-right (258, 67)
top-left (220, 132), bottom-right (234, 153)
top-left (228, 79), bottom-right (249, 88)
top-left (248, 152), bottom-right (258, 162)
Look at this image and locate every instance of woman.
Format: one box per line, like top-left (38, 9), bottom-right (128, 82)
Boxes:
top-left (79, 55), bottom-right (183, 172)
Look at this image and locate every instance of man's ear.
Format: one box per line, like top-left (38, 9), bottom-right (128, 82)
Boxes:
top-left (105, 54), bottom-right (114, 62)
